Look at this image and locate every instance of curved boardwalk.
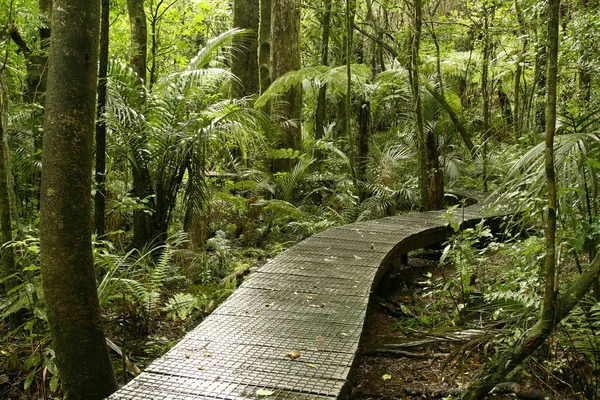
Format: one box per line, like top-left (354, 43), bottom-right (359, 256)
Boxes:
top-left (110, 193), bottom-right (503, 400)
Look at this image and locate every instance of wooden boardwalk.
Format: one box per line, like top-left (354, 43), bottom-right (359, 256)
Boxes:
top-left (109, 193), bottom-right (503, 399)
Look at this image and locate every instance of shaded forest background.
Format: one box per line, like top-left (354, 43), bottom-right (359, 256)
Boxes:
top-left (0, 0), bottom-right (599, 398)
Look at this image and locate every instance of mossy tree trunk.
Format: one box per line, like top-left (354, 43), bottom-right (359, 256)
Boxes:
top-left (314, 0), bottom-right (332, 144)
top-left (463, 0), bottom-right (560, 396)
top-left (40, 0), bottom-right (117, 397)
top-left (411, 0), bottom-right (428, 210)
top-left (0, 71), bottom-right (20, 328)
top-left (258, 0), bottom-right (271, 95)
top-left (231, 0), bottom-right (259, 97)
top-left (127, 0), bottom-right (155, 249)
top-left (271, 0), bottom-right (301, 171)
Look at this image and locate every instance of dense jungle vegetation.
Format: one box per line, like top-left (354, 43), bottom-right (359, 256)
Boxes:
top-left (0, 0), bottom-right (599, 398)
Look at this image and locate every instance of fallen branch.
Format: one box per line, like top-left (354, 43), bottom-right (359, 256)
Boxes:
top-left (365, 348), bottom-right (448, 359)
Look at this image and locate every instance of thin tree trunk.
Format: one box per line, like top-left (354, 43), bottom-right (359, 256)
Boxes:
top-left (40, 0), bottom-right (117, 397)
top-left (357, 100), bottom-right (370, 200)
top-left (513, 0), bottom-right (528, 136)
top-left (481, 6), bottom-right (491, 192)
top-left (412, 0), bottom-right (428, 210)
top-left (258, 0), bottom-right (271, 95)
top-left (0, 71), bottom-right (20, 328)
top-left (534, 5), bottom-right (548, 135)
top-left (0, 71), bottom-right (23, 241)
top-left (541, 0), bottom-right (560, 339)
top-left (315, 0), bottom-right (332, 143)
top-left (231, 0), bottom-right (259, 97)
top-left (463, 1), bottom-right (560, 396)
top-left (95, 0), bottom-right (109, 236)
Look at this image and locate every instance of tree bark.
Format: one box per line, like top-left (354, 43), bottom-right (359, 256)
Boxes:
top-left (40, 0), bottom-right (117, 397)
top-left (412, 0), bottom-right (428, 210)
top-left (315, 0), bottom-right (332, 144)
top-left (0, 71), bottom-right (20, 327)
top-left (95, 0), bottom-right (109, 236)
top-left (258, 0), bottom-right (271, 95)
top-left (127, 0), bottom-right (147, 84)
top-left (481, 5), bottom-right (491, 192)
top-left (270, 0), bottom-right (301, 171)
top-left (534, 5), bottom-right (548, 135)
top-left (127, 0), bottom-right (155, 249)
top-left (231, 0), bottom-right (259, 97)
top-left (513, 0), bottom-right (528, 136)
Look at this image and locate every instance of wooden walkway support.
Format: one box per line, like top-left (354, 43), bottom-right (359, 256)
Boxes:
top-left (109, 193), bottom-right (504, 399)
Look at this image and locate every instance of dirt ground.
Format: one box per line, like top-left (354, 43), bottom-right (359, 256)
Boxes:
top-left (345, 251), bottom-right (560, 400)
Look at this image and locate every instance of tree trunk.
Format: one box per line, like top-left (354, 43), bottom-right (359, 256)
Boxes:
top-left (40, 0), bottom-right (117, 397)
top-left (270, 0), bottom-right (301, 171)
top-left (0, 71), bottom-right (20, 327)
top-left (481, 6), bottom-right (491, 192)
top-left (541, 0), bottom-right (560, 342)
top-left (463, 1), bottom-right (560, 396)
top-left (231, 0), bottom-right (259, 97)
top-left (412, 0), bottom-right (428, 210)
top-left (259, 0), bottom-right (271, 95)
top-left (513, 0), bottom-right (528, 136)
top-left (95, 0), bottom-right (109, 236)
top-left (127, 0), bottom-right (147, 84)
top-left (357, 100), bottom-right (370, 200)
top-left (127, 0), bottom-right (155, 249)
top-left (315, 0), bottom-right (332, 144)
top-left (534, 5), bottom-right (548, 135)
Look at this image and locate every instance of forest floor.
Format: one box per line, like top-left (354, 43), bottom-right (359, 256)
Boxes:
top-left (345, 250), bottom-right (586, 400)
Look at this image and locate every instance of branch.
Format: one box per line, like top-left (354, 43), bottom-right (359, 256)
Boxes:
top-left (9, 24), bottom-right (31, 55)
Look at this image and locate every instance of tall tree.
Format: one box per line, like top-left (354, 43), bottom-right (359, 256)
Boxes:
top-left (258, 0), bottom-right (271, 95)
top-left (270, 0), bottom-right (301, 170)
top-left (39, 0), bottom-right (117, 397)
top-left (411, 0), bottom-right (428, 209)
top-left (127, 0), bottom-right (148, 84)
top-left (126, 0), bottom-right (155, 249)
top-left (0, 71), bottom-right (20, 328)
top-left (231, 0), bottom-right (259, 97)
top-left (481, 4), bottom-right (492, 192)
top-left (314, 0), bottom-right (332, 144)
top-left (95, 0), bottom-right (110, 236)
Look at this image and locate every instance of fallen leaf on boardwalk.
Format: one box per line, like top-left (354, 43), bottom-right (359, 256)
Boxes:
top-left (203, 353), bottom-right (211, 357)
top-left (353, 255), bottom-right (363, 260)
top-left (382, 374), bottom-right (392, 380)
top-left (315, 337), bottom-right (324, 342)
top-left (198, 366), bottom-right (206, 370)
top-left (305, 363), bottom-right (315, 368)
top-left (286, 350), bottom-right (301, 360)
top-left (256, 389), bottom-right (275, 396)
top-left (310, 303), bottom-right (325, 308)
top-left (307, 348), bottom-right (319, 352)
